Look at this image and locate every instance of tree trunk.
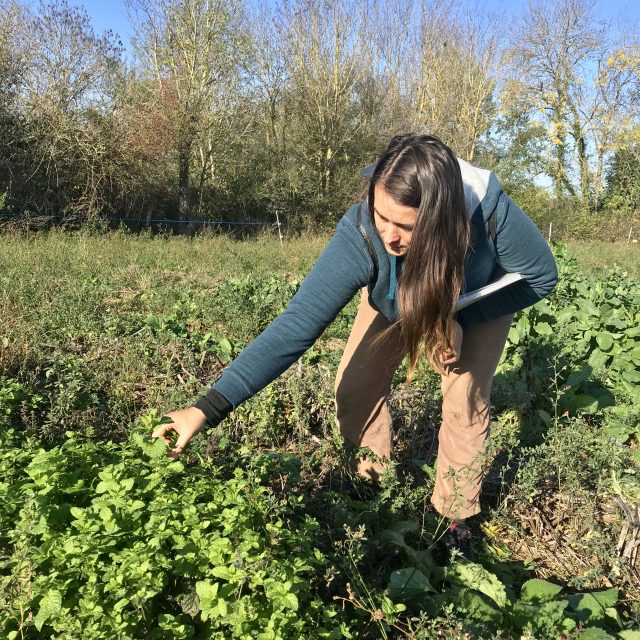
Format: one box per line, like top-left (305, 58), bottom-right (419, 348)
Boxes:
top-left (553, 134), bottom-right (576, 199)
top-left (577, 133), bottom-right (591, 207)
top-left (594, 148), bottom-right (604, 211)
top-left (569, 104), bottom-right (591, 208)
top-left (178, 136), bottom-right (191, 221)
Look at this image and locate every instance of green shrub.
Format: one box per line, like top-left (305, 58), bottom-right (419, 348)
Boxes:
top-left (0, 415), bottom-right (351, 639)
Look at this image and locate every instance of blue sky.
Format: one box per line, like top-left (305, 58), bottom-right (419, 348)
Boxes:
top-left (76, 0), bottom-right (131, 46)
top-left (74, 0), bottom-right (640, 50)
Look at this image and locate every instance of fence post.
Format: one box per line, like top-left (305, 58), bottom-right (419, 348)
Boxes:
top-left (548, 222), bottom-right (552, 243)
top-left (275, 210), bottom-right (283, 246)
top-left (628, 227), bottom-right (633, 244)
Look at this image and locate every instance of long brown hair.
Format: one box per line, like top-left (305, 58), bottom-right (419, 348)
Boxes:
top-left (368, 133), bottom-right (470, 377)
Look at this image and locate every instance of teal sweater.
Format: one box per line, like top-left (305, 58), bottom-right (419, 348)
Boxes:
top-left (208, 161), bottom-right (558, 409)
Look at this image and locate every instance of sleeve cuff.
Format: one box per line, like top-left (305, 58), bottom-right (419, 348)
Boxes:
top-left (193, 388), bottom-right (233, 428)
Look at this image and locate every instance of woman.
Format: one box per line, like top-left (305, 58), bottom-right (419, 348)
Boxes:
top-left (152, 133), bottom-right (558, 538)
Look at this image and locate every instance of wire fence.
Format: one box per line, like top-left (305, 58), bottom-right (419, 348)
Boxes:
top-left (0, 212), bottom-right (637, 245)
top-left (0, 213), bottom-right (272, 225)
top-left (544, 221), bottom-right (637, 245)
top-left (0, 212), bottom-right (302, 240)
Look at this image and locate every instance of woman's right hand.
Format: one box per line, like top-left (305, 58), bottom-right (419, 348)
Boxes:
top-left (441, 320), bottom-right (463, 367)
top-left (151, 407), bottom-right (208, 458)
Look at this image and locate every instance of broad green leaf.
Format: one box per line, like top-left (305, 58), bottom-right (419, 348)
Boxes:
top-left (99, 506), bottom-right (114, 522)
top-left (141, 436), bottom-right (170, 460)
top-left (448, 562), bottom-right (506, 608)
top-left (607, 318), bottom-right (628, 330)
top-left (69, 507), bottom-right (84, 519)
top-left (218, 337), bottom-right (233, 358)
top-left (96, 479), bottom-right (120, 494)
top-left (387, 568), bottom-right (435, 601)
top-left (567, 588), bottom-right (619, 624)
top-left (381, 595), bottom-right (396, 617)
top-left (621, 380), bottom-right (640, 401)
top-left (379, 529), bottom-right (407, 548)
top-left (566, 366), bottom-right (593, 389)
top-left (167, 459), bottom-right (184, 473)
top-left (622, 369), bottom-right (640, 384)
top-left (588, 349), bottom-right (609, 370)
top-left (557, 308), bottom-right (575, 323)
top-left (596, 333), bottom-right (614, 351)
top-left (520, 578), bottom-right (563, 604)
top-left (63, 539), bottom-right (78, 553)
top-left (512, 599), bottom-right (568, 633)
top-left (511, 601), bottom-right (537, 630)
top-left (589, 588), bottom-right (619, 608)
top-left (195, 580), bottom-right (220, 618)
top-left (511, 315), bottom-right (529, 344)
top-left (284, 592), bottom-right (299, 610)
top-left (379, 520), bottom-right (418, 548)
top-left (535, 322), bottom-right (553, 336)
top-left (610, 342), bottom-right (624, 356)
top-left (536, 599), bottom-right (570, 629)
top-left (575, 282), bottom-right (590, 297)
top-left (196, 581), bottom-right (219, 601)
top-left (132, 432), bottom-right (169, 460)
top-left (210, 565), bottom-right (237, 581)
top-left (402, 547), bottom-right (436, 578)
top-left (619, 631), bottom-right (640, 639)
top-left (603, 421), bottom-right (633, 439)
top-left (456, 588), bottom-right (503, 625)
top-left (582, 300), bottom-right (600, 317)
top-left (605, 606), bottom-right (622, 628)
top-left (537, 409), bottom-right (553, 426)
top-left (34, 590), bottom-right (63, 631)
top-left (560, 393), bottom-right (600, 415)
top-left (144, 315), bottom-right (161, 329)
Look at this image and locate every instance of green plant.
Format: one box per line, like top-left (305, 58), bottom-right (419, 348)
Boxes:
top-left (0, 376), bottom-right (42, 422)
top-left (1, 232), bottom-right (639, 638)
top-left (0, 414), bottom-right (352, 639)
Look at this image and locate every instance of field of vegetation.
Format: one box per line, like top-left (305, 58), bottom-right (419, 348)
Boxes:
top-left (1, 229), bottom-right (639, 639)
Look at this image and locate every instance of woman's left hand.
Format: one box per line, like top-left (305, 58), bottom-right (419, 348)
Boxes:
top-left (441, 320), bottom-right (463, 366)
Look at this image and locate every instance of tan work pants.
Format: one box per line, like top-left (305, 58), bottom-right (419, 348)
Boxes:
top-left (335, 288), bottom-right (513, 519)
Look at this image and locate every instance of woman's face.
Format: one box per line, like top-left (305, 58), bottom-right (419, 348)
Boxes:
top-left (372, 183), bottom-right (418, 256)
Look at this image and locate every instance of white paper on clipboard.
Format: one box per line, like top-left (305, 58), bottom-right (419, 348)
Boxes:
top-left (455, 272), bottom-right (524, 312)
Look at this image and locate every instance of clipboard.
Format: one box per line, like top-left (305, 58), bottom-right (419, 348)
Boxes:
top-left (455, 272), bottom-right (523, 312)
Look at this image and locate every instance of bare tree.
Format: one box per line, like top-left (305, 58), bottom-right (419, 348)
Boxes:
top-left (506, 0), bottom-right (609, 203)
top-left (127, 0), bottom-right (248, 219)
top-left (362, 0), bottom-right (416, 133)
top-left (5, 0), bottom-right (124, 216)
top-left (282, 0), bottom-right (368, 202)
top-left (0, 2), bottom-right (28, 201)
top-left (247, 0), bottom-right (381, 222)
top-left (407, 0), bottom-right (503, 161)
top-left (586, 39), bottom-right (640, 208)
